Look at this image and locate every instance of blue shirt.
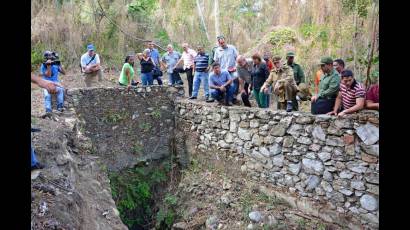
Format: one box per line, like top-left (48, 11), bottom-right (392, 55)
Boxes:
top-left (162, 51), bottom-right (181, 74)
top-left (213, 45), bottom-right (238, 71)
top-left (209, 70), bottom-right (231, 91)
top-left (40, 64), bottom-right (60, 82)
top-left (194, 53), bottom-right (209, 72)
top-left (149, 48), bottom-right (160, 65)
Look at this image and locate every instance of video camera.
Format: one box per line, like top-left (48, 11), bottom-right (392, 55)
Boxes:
top-left (43, 51), bottom-right (61, 66)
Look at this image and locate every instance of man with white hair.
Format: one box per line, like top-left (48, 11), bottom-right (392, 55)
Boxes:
top-left (236, 55), bottom-right (253, 107)
top-left (174, 43), bottom-right (197, 97)
top-left (161, 44), bottom-right (183, 85)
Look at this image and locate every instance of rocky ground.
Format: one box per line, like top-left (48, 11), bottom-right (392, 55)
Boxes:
top-left (31, 70), bottom-right (315, 230)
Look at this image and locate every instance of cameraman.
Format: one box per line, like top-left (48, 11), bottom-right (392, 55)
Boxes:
top-left (41, 51), bottom-right (66, 116)
top-left (80, 44), bottom-right (103, 87)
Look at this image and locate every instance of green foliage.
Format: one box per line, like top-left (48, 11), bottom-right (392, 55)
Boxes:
top-left (31, 43), bottom-right (46, 70)
top-left (269, 27), bottom-right (297, 55)
top-left (164, 194), bottom-right (178, 206)
top-left (102, 111), bottom-right (128, 124)
top-left (128, 0), bottom-right (158, 20)
top-left (342, 0), bottom-right (372, 18)
top-left (133, 143), bottom-right (143, 154)
top-left (151, 109), bottom-right (161, 119)
top-left (139, 122), bottom-right (152, 132)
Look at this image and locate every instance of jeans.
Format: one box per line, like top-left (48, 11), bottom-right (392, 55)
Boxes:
top-left (192, 71), bottom-right (209, 98)
top-left (167, 72), bottom-right (183, 85)
top-left (311, 98), bottom-right (336, 114)
top-left (210, 85), bottom-right (234, 103)
top-left (253, 89), bottom-right (269, 108)
top-left (31, 145), bottom-right (38, 167)
top-left (152, 70), bottom-right (163, 85)
top-left (241, 82), bottom-right (251, 107)
top-left (44, 86), bottom-right (64, 112)
top-left (141, 72), bottom-right (153, 86)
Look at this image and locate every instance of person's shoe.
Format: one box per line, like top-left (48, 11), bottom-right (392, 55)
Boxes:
top-left (206, 97), bottom-right (214, 103)
top-left (57, 107), bottom-right (64, 112)
top-left (41, 112), bottom-right (52, 119)
top-left (286, 101), bottom-right (293, 112)
top-left (189, 96), bottom-right (197, 100)
top-left (31, 162), bottom-right (45, 171)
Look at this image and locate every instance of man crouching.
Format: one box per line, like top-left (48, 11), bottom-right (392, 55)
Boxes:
top-left (209, 62), bottom-right (235, 106)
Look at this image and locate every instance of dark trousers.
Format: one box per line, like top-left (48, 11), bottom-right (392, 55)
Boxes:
top-left (211, 85), bottom-right (235, 104)
top-left (241, 82), bottom-right (251, 107)
top-left (153, 75), bottom-right (163, 85)
top-left (311, 98), bottom-right (336, 114)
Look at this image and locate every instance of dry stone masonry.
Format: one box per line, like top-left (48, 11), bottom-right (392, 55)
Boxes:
top-left (176, 100), bottom-right (379, 229)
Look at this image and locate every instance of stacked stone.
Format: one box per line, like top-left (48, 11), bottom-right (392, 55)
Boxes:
top-left (176, 101), bottom-right (379, 229)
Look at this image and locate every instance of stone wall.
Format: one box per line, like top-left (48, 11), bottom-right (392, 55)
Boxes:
top-left (176, 100), bottom-right (379, 229)
top-left (66, 86), bottom-right (185, 171)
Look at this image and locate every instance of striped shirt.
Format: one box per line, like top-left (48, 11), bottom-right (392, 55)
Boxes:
top-left (181, 48), bottom-right (197, 70)
top-left (194, 53), bottom-right (209, 72)
top-left (340, 81), bottom-right (365, 109)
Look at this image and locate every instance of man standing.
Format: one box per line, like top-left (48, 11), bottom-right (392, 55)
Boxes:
top-left (213, 35), bottom-right (239, 103)
top-left (148, 41), bottom-right (163, 85)
top-left (333, 59), bottom-right (345, 75)
top-left (328, 70), bottom-right (365, 116)
top-left (260, 56), bottom-right (297, 112)
top-left (80, 44), bottom-right (103, 87)
top-left (174, 43), bottom-right (197, 97)
top-left (311, 56), bottom-right (341, 114)
top-left (41, 51), bottom-right (66, 116)
top-left (209, 62), bottom-right (235, 106)
top-left (190, 45), bottom-right (213, 102)
top-left (286, 51), bottom-right (305, 111)
top-left (161, 44), bottom-right (183, 86)
top-left (236, 55), bottom-right (253, 107)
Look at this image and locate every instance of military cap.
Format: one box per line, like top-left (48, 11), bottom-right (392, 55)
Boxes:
top-left (217, 35), bottom-right (225, 40)
top-left (319, 56), bottom-right (333, 65)
top-left (272, 55), bottom-right (282, 62)
top-left (286, 51), bottom-right (295, 57)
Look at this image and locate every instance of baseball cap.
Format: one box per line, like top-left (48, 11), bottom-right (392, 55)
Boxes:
top-left (286, 51), bottom-right (295, 57)
top-left (341, 69), bottom-right (354, 78)
top-left (217, 35), bottom-right (225, 41)
top-left (87, 44), bottom-right (95, 51)
top-left (319, 56), bottom-right (333, 65)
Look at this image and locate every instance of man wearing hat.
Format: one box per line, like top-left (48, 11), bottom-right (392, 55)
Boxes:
top-left (260, 55), bottom-right (297, 112)
top-left (328, 69), bottom-right (365, 116)
top-left (311, 56), bottom-right (340, 114)
top-left (286, 51), bottom-right (305, 110)
top-left (80, 43), bottom-right (103, 87)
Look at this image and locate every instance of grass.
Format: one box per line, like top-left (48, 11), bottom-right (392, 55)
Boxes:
top-left (139, 122), bottom-right (152, 132)
top-left (132, 143), bottom-right (143, 154)
top-left (102, 111), bottom-right (129, 124)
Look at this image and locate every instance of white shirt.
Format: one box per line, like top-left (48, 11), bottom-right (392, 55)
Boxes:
top-left (181, 48), bottom-right (197, 70)
top-left (81, 52), bottom-right (100, 67)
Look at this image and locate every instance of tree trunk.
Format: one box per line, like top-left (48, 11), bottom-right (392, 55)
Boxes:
top-left (214, 0), bottom-right (220, 38)
top-left (365, 4), bottom-right (379, 89)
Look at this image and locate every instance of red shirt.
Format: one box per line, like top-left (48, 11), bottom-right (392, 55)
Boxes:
top-left (340, 81), bottom-right (366, 109)
top-left (366, 84), bottom-right (379, 103)
top-left (266, 60), bottom-right (273, 71)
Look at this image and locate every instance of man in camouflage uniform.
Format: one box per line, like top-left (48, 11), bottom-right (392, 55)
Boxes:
top-left (286, 51), bottom-right (305, 111)
top-left (260, 55), bottom-right (297, 112)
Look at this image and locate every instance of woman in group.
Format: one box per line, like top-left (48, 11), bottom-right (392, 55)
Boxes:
top-left (118, 54), bottom-right (138, 89)
top-left (251, 53), bottom-right (270, 108)
top-left (137, 49), bottom-right (155, 86)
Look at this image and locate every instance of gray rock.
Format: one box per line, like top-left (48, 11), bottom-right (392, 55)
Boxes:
top-left (302, 158), bottom-right (324, 175)
top-left (230, 121), bottom-right (238, 132)
top-left (287, 124), bottom-right (303, 136)
top-left (282, 136), bottom-right (294, 148)
top-left (330, 192), bottom-right (345, 203)
top-left (365, 173), bottom-right (379, 184)
top-left (238, 127), bottom-right (252, 141)
top-left (318, 152), bottom-right (332, 162)
top-left (327, 125), bottom-right (344, 136)
top-left (264, 135), bottom-right (275, 144)
top-left (334, 119), bottom-right (353, 129)
top-left (249, 211), bottom-right (262, 223)
top-left (250, 120), bottom-right (259, 128)
top-left (305, 152), bottom-right (317, 159)
top-left (272, 154), bottom-right (284, 167)
top-left (297, 136), bottom-right (312, 145)
top-left (351, 180), bottom-right (366, 191)
top-left (252, 134), bottom-right (262, 146)
top-left (256, 110), bottom-right (270, 119)
top-left (229, 112), bottom-right (241, 122)
top-left (206, 215), bottom-right (219, 229)
top-left (321, 181), bottom-right (333, 193)
top-left (347, 162), bottom-right (368, 174)
top-left (225, 133), bottom-right (234, 143)
top-left (259, 147), bottom-right (270, 157)
top-left (356, 123), bottom-right (379, 145)
top-left (173, 222), bottom-right (188, 229)
top-left (284, 175), bottom-right (294, 186)
top-left (260, 124), bottom-right (269, 131)
top-left (296, 116), bottom-right (315, 124)
top-left (326, 136), bottom-right (344, 147)
top-left (213, 113), bottom-right (221, 122)
top-left (339, 170), bottom-right (354, 179)
top-left (312, 126), bottom-right (326, 141)
top-left (339, 188), bottom-right (354, 196)
top-left (220, 194), bottom-right (231, 205)
top-left (360, 144), bottom-right (379, 156)
top-left (270, 125), bottom-right (287, 136)
top-left (309, 144), bottom-right (321, 152)
top-left (361, 213), bottom-right (379, 224)
top-left (239, 121), bottom-right (249, 128)
top-left (360, 194), bottom-right (378, 211)
top-left (323, 170), bottom-right (333, 181)
top-left (315, 114), bottom-right (332, 122)
top-left (269, 143), bottom-right (282, 156)
top-left (288, 163), bottom-right (301, 175)
top-left (218, 140), bottom-right (230, 149)
top-left (305, 175), bottom-right (321, 191)
top-left (366, 184), bottom-right (379, 195)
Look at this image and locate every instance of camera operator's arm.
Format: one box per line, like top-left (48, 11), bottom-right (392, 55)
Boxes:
top-left (31, 74), bottom-right (59, 94)
top-left (58, 64), bottom-right (66, 75)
